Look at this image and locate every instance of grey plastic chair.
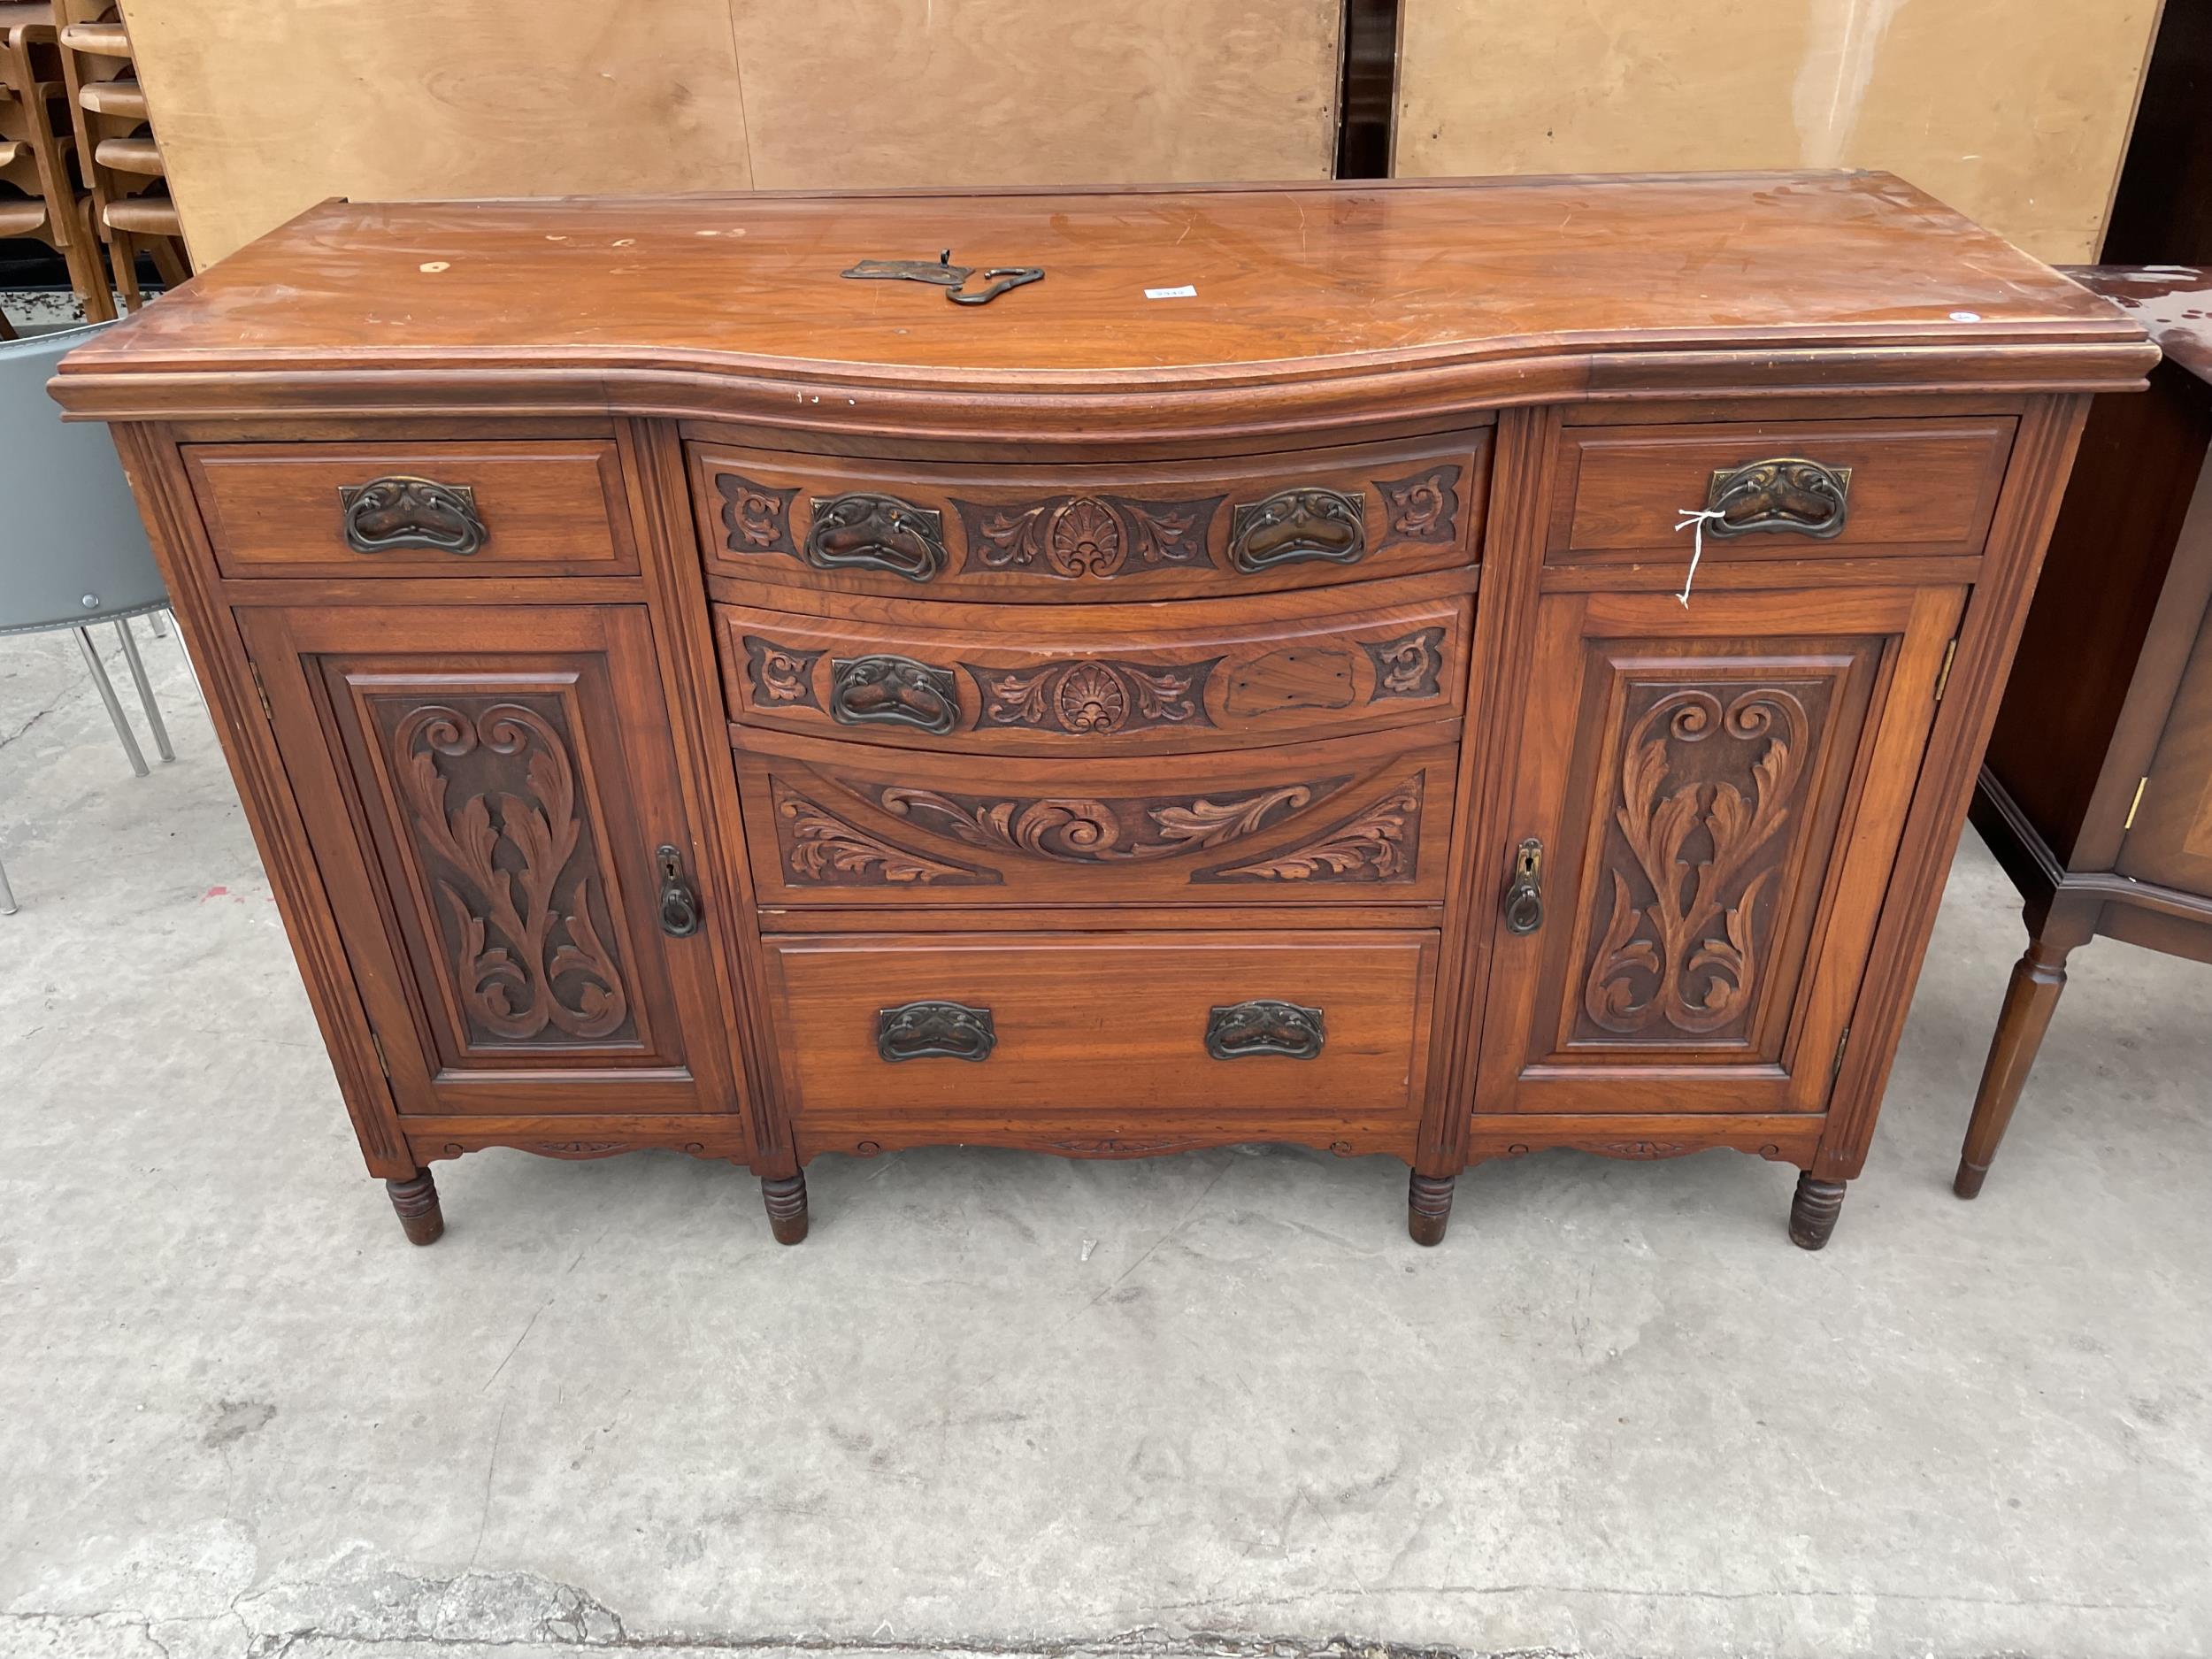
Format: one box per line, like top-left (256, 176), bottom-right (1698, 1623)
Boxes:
top-left (0, 319), bottom-right (190, 914)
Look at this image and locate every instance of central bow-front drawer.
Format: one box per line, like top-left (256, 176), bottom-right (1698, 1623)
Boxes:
top-left (713, 575), bottom-right (1471, 755)
top-left (735, 720), bottom-right (1457, 906)
top-left (686, 430), bottom-right (1489, 600)
top-left (764, 930), bottom-right (1437, 1139)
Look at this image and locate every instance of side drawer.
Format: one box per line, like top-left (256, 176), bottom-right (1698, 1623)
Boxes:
top-left (1548, 417), bottom-right (2016, 565)
top-left (687, 429), bottom-right (1489, 601)
top-left (736, 720), bottom-right (1458, 906)
top-left (184, 439), bottom-right (637, 577)
top-left (764, 929), bottom-right (1436, 1127)
top-left (715, 578), bottom-right (1472, 755)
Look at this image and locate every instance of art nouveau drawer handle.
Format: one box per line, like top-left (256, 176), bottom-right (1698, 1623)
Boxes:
top-left (656, 845), bottom-right (701, 938)
top-left (804, 491), bottom-right (947, 581)
top-left (1502, 836), bottom-right (1544, 935)
top-left (1205, 999), bottom-right (1325, 1060)
top-left (829, 654), bottom-right (959, 733)
top-left (1227, 486), bottom-right (1368, 572)
top-left (337, 476), bottom-right (487, 556)
top-left (1704, 457), bottom-right (1853, 539)
top-left (878, 1001), bottom-right (996, 1063)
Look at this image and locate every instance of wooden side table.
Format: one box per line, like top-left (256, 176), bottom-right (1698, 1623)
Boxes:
top-left (1957, 266), bottom-right (2212, 1198)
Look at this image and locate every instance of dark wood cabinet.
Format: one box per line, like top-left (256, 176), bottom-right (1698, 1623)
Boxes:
top-left (1955, 266), bottom-right (2212, 1198)
top-left (51, 175), bottom-right (2153, 1250)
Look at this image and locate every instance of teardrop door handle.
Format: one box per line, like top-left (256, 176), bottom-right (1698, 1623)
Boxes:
top-left (657, 845), bottom-right (701, 938)
top-left (1503, 837), bottom-right (1544, 935)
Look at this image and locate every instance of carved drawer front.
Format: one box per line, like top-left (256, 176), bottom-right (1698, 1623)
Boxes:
top-left (1548, 417), bottom-right (2016, 566)
top-left (714, 578), bottom-right (1471, 755)
top-left (234, 605), bottom-right (745, 1121)
top-left (687, 429), bottom-right (1488, 601)
top-left (764, 929), bottom-right (1436, 1150)
top-left (735, 719), bottom-right (1457, 907)
top-left (184, 438), bottom-right (636, 578)
top-left (1473, 584), bottom-right (1968, 1118)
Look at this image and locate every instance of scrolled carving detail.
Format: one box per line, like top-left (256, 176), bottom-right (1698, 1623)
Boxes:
top-left (968, 657), bottom-right (1217, 736)
top-left (390, 702), bottom-right (630, 1044)
top-left (1362, 627), bottom-right (1446, 700)
top-left (956, 493), bottom-right (1221, 578)
top-left (1375, 464), bottom-right (1463, 544)
top-left (715, 472), bottom-right (799, 555)
top-left (741, 635), bottom-right (823, 710)
top-left (1583, 686), bottom-right (1809, 1036)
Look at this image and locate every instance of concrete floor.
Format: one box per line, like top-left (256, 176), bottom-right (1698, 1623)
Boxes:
top-left (3, 621), bottom-right (2208, 1659)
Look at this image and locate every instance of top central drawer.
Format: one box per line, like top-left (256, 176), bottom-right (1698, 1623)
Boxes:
top-left (685, 431), bottom-right (1490, 602)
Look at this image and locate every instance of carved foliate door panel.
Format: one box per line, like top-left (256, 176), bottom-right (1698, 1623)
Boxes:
top-left (239, 606), bottom-right (744, 1119)
top-left (1473, 586), bottom-right (1966, 1115)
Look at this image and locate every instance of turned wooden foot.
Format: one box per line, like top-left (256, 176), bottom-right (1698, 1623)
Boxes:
top-left (1955, 929), bottom-right (2075, 1199)
top-left (385, 1168), bottom-right (444, 1247)
top-left (762, 1171), bottom-right (809, 1244)
top-left (1788, 1171), bottom-right (1847, 1250)
top-left (1407, 1170), bottom-right (1455, 1246)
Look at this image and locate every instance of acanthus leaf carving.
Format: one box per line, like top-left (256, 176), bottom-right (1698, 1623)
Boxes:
top-left (391, 702), bottom-right (632, 1045)
top-left (773, 783), bottom-right (997, 886)
top-left (1202, 777), bottom-right (1423, 882)
top-left (954, 492), bottom-right (1224, 578)
top-left (876, 779), bottom-right (1337, 864)
top-left (1582, 686), bottom-right (1809, 1037)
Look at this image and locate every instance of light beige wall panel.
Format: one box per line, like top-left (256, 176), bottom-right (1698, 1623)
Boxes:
top-left (127, 0), bottom-right (1341, 271)
top-left (1396, 0), bottom-right (2162, 263)
top-left (729, 0), bottom-right (1341, 188)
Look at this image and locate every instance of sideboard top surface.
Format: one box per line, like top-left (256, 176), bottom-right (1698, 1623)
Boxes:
top-left (54, 172), bottom-right (2154, 430)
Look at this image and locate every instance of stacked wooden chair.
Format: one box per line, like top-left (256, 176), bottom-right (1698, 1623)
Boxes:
top-left (0, 1), bottom-right (112, 327)
top-left (57, 1), bottom-right (185, 310)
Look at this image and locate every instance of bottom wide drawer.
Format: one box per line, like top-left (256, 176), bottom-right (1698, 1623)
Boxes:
top-left (764, 930), bottom-right (1438, 1126)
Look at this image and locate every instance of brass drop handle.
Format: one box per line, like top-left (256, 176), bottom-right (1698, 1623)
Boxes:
top-left (803, 491), bottom-right (948, 581)
top-left (337, 476), bottom-right (487, 557)
top-left (657, 845), bottom-right (701, 938)
top-left (1227, 486), bottom-right (1369, 572)
top-left (878, 1001), bottom-right (997, 1062)
top-left (1704, 457), bottom-right (1852, 539)
top-left (828, 654), bottom-right (960, 733)
top-left (1503, 837), bottom-right (1544, 935)
top-left (1205, 999), bottom-right (1325, 1060)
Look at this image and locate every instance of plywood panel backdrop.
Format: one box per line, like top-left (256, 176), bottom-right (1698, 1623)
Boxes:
top-left (124, 0), bottom-right (1343, 269)
top-left (1397, 0), bottom-right (2163, 265)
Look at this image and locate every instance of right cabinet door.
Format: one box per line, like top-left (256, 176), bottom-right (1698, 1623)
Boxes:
top-left (1474, 585), bottom-right (1965, 1116)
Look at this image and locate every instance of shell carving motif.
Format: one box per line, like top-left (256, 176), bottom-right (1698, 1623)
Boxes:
top-left (957, 492), bottom-right (1222, 578)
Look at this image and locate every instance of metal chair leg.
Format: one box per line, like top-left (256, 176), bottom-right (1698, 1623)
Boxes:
top-left (0, 848), bottom-right (16, 915)
top-left (113, 618), bottom-right (173, 763)
top-left (147, 610), bottom-right (168, 637)
top-left (162, 608), bottom-right (209, 717)
top-left (75, 625), bottom-right (149, 777)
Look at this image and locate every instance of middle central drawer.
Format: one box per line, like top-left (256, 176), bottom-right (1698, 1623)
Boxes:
top-left (714, 571), bottom-right (1473, 757)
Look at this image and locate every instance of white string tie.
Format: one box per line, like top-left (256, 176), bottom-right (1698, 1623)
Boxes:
top-left (1672, 507), bottom-right (1726, 606)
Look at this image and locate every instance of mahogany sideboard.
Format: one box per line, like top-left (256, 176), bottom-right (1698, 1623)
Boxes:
top-left (1956, 266), bottom-right (2212, 1198)
top-left (50, 173), bottom-right (2153, 1249)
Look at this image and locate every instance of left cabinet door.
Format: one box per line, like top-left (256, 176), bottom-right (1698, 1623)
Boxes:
top-left (238, 604), bottom-right (742, 1118)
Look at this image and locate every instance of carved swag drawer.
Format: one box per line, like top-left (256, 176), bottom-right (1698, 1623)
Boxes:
top-left (52, 176), bottom-right (2153, 1252)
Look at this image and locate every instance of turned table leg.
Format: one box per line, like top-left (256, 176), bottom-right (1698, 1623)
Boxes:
top-left (762, 1171), bottom-right (809, 1244)
top-left (1407, 1170), bottom-right (1455, 1246)
top-left (1955, 930), bottom-right (2076, 1199)
top-left (385, 1167), bottom-right (444, 1246)
top-left (1787, 1171), bottom-right (1847, 1250)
